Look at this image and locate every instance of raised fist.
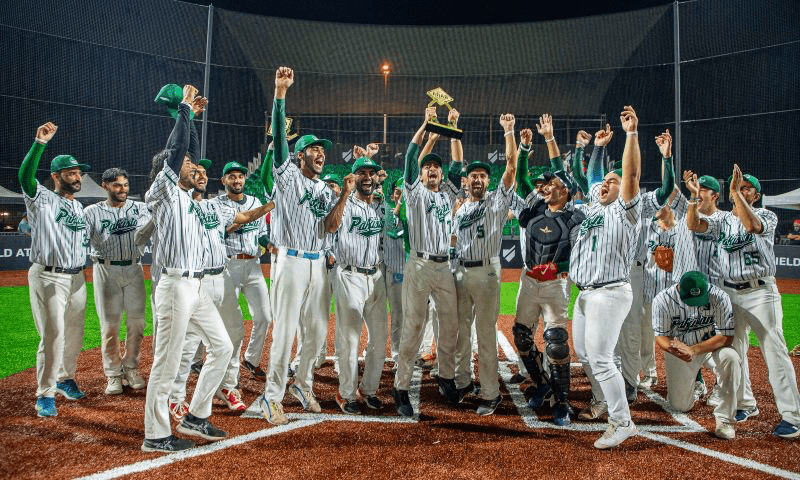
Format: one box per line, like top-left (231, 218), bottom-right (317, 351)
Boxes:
top-left (499, 113), bottom-right (515, 132)
top-left (594, 124), bottom-right (613, 147)
top-left (275, 66), bottom-right (294, 89)
top-left (182, 85), bottom-right (198, 105)
top-left (448, 108), bottom-right (460, 126)
top-left (35, 122), bottom-right (58, 143)
top-left (576, 130), bottom-right (591, 147)
top-left (520, 128), bottom-right (533, 146)
top-left (425, 106), bottom-right (437, 123)
top-left (191, 96), bottom-right (209, 116)
top-left (655, 129), bottom-right (672, 158)
top-left (353, 145), bottom-right (367, 158)
top-left (366, 143), bottom-right (380, 157)
top-left (342, 173), bottom-right (356, 193)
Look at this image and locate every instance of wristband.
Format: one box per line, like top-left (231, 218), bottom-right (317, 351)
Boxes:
top-left (504, 130), bottom-right (514, 137)
top-left (576, 141), bottom-right (587, 148)
top-left (34, 139), bottom-right (47, 145)
top-left (520, 143), bottom-right (531, 151)
top-left (545, 137), bottom-right (556, 143)
top-left (688, 197), bottom-right (699, 204)
top-left (627, 131), bottom-right (638, 136)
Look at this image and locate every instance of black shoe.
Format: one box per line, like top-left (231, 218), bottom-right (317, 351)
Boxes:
top-left (392, 388), bottom-right (414, 417)
top-left (457, 381), bottom-right (476, 403)
top-left (336, 393), bottom-right (362, 415)
top-left (142, 435), bottom-right (195, 452)
top-left (177, 415), bottom-right (227, 441)
top-left (243, 360), bottom-right (266, 379)
top-left (625, 380), bottom-right (637, 404)
top-left (476, 396), bottom-right (502, 416)
top-left (190, 361), bottom-right (203, 375)
top-left (509, 373), bottom-right (527, 384)
top-left (364, 395), bottom-right (383, 410)
top-left (436, 376), bottom-right (460, 405)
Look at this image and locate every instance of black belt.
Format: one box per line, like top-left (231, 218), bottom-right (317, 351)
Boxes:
top-left (576, 279), bottom-right (626, 291)
top-left (724, 279), bottom-right (766, 291)
top-left (416, 251), bottom-right (448, 263)
top-left (459, 259), bottom-right (486, 268)
top-left (96, 258), bottom-right (135, 266)
top-left (343, 265), bottom-right (378, 275)
top-left (162, 267), bottom-right (204, 279)
top-left (204, 266), bottom-right (225, 276)
top-left (43, 266), bottom-right (83, 275)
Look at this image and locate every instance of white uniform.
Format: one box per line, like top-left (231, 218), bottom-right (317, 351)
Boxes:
top-left (213, 194), bottom-right (273, 372)
top-left (569, 193), bottom-right (641, 426)
top-left (394, 148), bottom-right (459, 393)
top-left (143, 105), bottom-right (234, 440)
top-left (705, 208), bottom-right (800, 426)
top-left (693, 211), bottom-right (724, 287)
top-left (332, 194), bottom-right (387, 401)
top-left (264, 120), bottom-right (335, 404)
top-left (651, 283), bottom-right (739, 424)
top-left (25, 178), bottom-right (88, 399)
top-left (382, 205), bottom-right (407, 364)
top-left (452, 181), bottom-right (515, 401)
top-left (84, 200), bottom-right (150, 381)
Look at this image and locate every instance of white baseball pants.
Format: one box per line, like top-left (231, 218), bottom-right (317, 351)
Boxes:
top-left (615, 263), bottom-right (646, 388)
top-left (384, 265), bottom-right (404, 363)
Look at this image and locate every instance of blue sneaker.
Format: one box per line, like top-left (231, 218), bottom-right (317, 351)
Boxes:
top-left (526, 384), bottom-right (552, 409)
top-left (56, 379), bottom-right (85, 400)
top-left (552, 401), bottom-right (572, 426)
top-left (734, 406), bottom-right (759, 422)
top-left (36, 396), bottom-right (57, 417)
top-left (772, 420), bottom-right (800, 439)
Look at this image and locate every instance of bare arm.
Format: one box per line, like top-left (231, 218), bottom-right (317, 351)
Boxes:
top-left (536, 113), bottom-right (561, 169)
top-left (683, 170), bottom-right (709, 233)
top-left (233, 201), bottom-right (275, 225)
top-left (324, 174), bottom-right (355, 232)
top-left (619, 105), bottom-right (641, 202)
top-left (730, 163), bottom-right (763, 234)
top-left (500, 113), bottom-right (517, 190)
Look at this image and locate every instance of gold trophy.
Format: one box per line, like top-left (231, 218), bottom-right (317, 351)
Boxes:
top-left (424, 87), bottom-right (463, 139)
top-left (266, 115), bottom-right (298, 141)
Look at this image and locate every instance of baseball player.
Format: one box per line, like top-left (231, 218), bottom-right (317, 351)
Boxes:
top-left (512, 115), bottom-right (585, 425)
top-left (260, 67), bottom-right (337, 425)
top-left (569, 105), bottom-right (641, 449)
top-left (384, 179), bottom-right (407, 368)
top-left (142, 86), bottom-right (233, 452)
top-left (20, 122), bottom-right (89, 417)
top-left (392, 106), bottom-right (461, 417)
top-left (451, 113), bottom-right (519, 416)
top-left (686, 166), bottom-right (800, 438)
top-left (84, 168), bottom-right (151, 395)
top-left (326, 157), bottom-right (387, 414)
top-left (652, 271), bottom-right (741, 439)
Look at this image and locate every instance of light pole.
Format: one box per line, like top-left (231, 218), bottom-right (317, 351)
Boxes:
top-left (382, 62), bottom-right (391, 145)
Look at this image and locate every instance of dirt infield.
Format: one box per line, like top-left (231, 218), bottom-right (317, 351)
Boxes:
top-left (2, 314), bottom-right (799, 479)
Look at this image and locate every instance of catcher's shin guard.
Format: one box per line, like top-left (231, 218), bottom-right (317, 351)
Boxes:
top-left (544, 327), bottom-right (571, 402)
top-left (513, 322), bottom-right (548, 387)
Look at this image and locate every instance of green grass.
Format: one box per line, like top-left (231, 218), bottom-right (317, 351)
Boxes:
top-left (2, 280), bottom-right (798, 379)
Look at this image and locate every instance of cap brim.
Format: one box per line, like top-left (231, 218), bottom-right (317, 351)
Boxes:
top-left (55, 163), bottom-right (90, 173)
top-left (307, 139), bottom-right (333, 151)
top-left (224, 167), bottom-right (248, 175)
top-left (682, 292), bottom-right (709, 307)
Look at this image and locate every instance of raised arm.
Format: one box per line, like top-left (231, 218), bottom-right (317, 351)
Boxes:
top-left (19, 122), bottom-right (58, 197)
top-left (447, 109), bottom-right (463, 187)
top-left (619, 105), bottom-right (641, 202)
top-left (162, 85), bottom-right (197, 175)
top-left (272, 67), bottom-right (294, 169)
top-left (570, 130), bottom-right (591, 195)
top-left (730, 163), bottom-right (764, 234)
top-left (684, 170), bottom-right (709, 233)
top-left (516, 128), bottom-right (534, 199)
top-left (324, 174), bottom-right (355, 232)
top-left (587, 124), bottom-right (612, 188)
top-left (405, 107), bottom-right (436, 183)
top-left (499, 114), bottom-right (517, 190)
top-left (653, 129), bottom-right (676, 206)
top-left (261, 142), bottom-right (274, 195)
top-left (536, 113), bottom-right (562, 172)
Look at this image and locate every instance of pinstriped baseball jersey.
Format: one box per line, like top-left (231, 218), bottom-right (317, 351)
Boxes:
top-left (383, 218), bottom-right (406, 274)
top-left (84, 200), bottom-right (151, 261)
top-left (704, 208), bottom-right (777, 282)
top-left (569, 193), bottom-right (642, 287)
top-left (633, 190), bottom-right (688, 263)
top-left (405, 177), bottom-right (458, 256)
top-left (195, 199), bottom-right (236, 269)
top-left (211, 194), bottom-right (269, 257)
top-left (652, 284), bottom-right (734, 346)
top-left (588, 182), bottom-right (602, 205)
top-left (454, 182), bottom-right (516, 261)
top-left (271, 161), bottom-right (334, 251)
top-left (24, 183), bottom-right (88, 269)
top-left (333, 194), bottom-right (385, 268)
top-left (642, 220), bottom-right (698, 301)
top-left (693, 210), bottom-right (724, 286)
top-left (145, 164), bottom-right (206, 271)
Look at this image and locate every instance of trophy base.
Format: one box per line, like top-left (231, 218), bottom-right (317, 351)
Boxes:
top-left (425, 121), bottom-right (463, 140)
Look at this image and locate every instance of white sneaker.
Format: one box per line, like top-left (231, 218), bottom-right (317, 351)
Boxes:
top-left (715, 419), bottom-right (735, 440)
top-left (260, 396), bottom-right (289, 425)
top-left (706, 384), bottom-right (721, 407)
top-left (105, 376), bottom-right (123, 395)
top-left (289, 384), bottom-right (322, 413)
top-left (122, 368), bottom-right (146, 390)
top-left (594, 420), bottom-right (638, 449)
top-left (693, 380), bottom-right (708, 402)
top-left (578, 399), bottom-right (608, 421)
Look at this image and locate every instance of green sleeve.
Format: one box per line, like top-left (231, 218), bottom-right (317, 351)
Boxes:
top-left (571, 147), bottom-right (588, 195)
top-left (655, 156), bottom-right (675, 206)
top-left (272, 98), bottom-right (288, 168)
top-left (19, 141), bottom-right (45, 197)
top-left (261, 147), bottom-right (274, 195)
top-left (516, 146), bottom-right (533, 200)
top-left (549, 156), bottom-right (561, 172)
top-left (404, 142), bottom-right (420, 183)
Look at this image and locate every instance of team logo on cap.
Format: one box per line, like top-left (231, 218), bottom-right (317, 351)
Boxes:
top-left (690, 287), bottom-right (701, 296)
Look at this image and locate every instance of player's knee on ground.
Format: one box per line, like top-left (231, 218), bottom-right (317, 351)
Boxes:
top-left (667, 392), bottom-right (695, 413)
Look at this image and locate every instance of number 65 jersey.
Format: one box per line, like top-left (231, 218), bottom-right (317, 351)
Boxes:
top-left (703, 208), bottom-right (777, 283)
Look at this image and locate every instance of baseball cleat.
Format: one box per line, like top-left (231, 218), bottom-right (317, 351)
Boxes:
top-left (335, 393), bottom-right (361, 415)
top-left (392, 388), bottom-right (414, 417)
top-left (735, 406), bottom-right (759, 422)
top-left (190, 361), bottom-right (203, 375)
top-left (56, 379), bottom-right (85, 400)
top-left (638, 375), bottom-right (657, 390)
top-left (509, 373), bottom-right (528, 384)
top-left (260, 396), bottom-right (289, 425)
top-left (177, 415), bottom-right (227, 441)
top-left (578, 398), bottom-right (608, 421)
top-left (456, 381), bottom-right (476, 404)
top-left (35, 396), bottom-right (57, 417)
top-left (552, 401), bottom-right (572, 426)
top-left (476, 396), bottom-right (502, 416)
top-left (141, 435), bottom-right (195, 452)
top-left (594, 420), bottom-right (637, 449)
top-left (436, 376), bottom-right (460, 405)
top-left (715, 420), bottom-right (735, 440)
top-left (122, 368), bottom-right (146, 390)
top-left (289, 384), bottom-right (322, 413)
top-left (169, 400), bottom-right (189, 422)
top-left (364, 394), bottom-right (383, 410)
top-left (243, 360), bottom-right (266, 379)
top-left (526, 384), bottom-right (552, 409)
top-left (772, 420), bottom-right (800, 439)
top-left (217, 388), bottom-right (247, 411)
top-left (415, 353), bottom-right (436, 369)
top-left (105, 375), bottom-right (123, 395)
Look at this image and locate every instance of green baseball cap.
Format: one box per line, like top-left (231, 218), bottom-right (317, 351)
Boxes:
top-left (222, 161), bottom-right (248, 176)
top-left (697, 175), bottom-right (720, 193)
top-left (50, 155), bottom-right (89, 173)
top-left (351, 157), bottom-right (380, 174)
top-left (465, 161), bottom-right (492, 176)
top-left (322, 173), bottom-right (342, 187)
top-left (728, 173), bottom-right (761, 193)
top-left (678, 271), bottom-right (710, 307)
top-left (294, 134), bottom-right (332, 154)
top-left (154, 84), bottom-right (195, 120)
top-left (420, 153), bottom-right (442, 168)
top-left (198, 158), bottom-right (212, 170)
top-left (551, 170), bottom-right (577, 196)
